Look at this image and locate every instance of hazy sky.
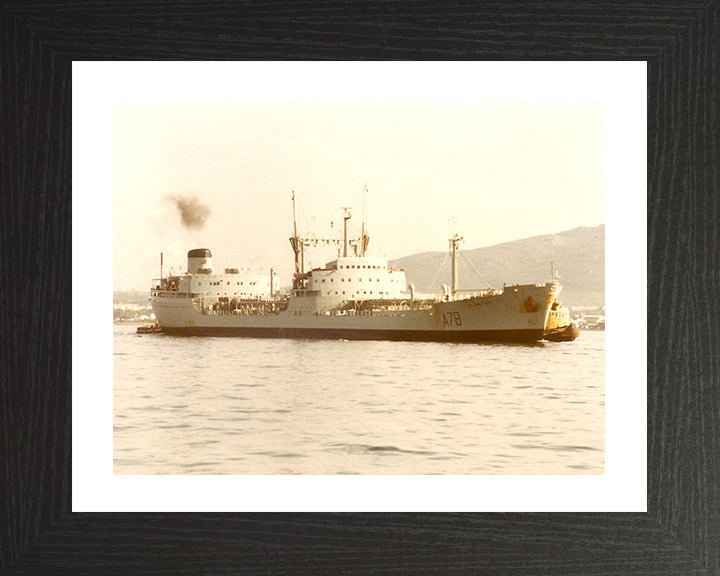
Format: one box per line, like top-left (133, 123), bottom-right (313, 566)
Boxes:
top-left (114, 101), bottom-right (604, 290)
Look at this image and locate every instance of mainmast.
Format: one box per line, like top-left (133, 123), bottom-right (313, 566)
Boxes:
top-left (289, 191), bottom-right (371, 277)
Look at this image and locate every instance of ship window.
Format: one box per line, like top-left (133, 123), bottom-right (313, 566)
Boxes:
top-left (331, 278), bottom-right (334, 282)
top-left (335, 291), bottom-right (338, 295)
top-left (322, 279), bottom-right (326, 283)
top-left (227, 282), bottom-right (230, 285)
top-left (341, 278), bottom-right (344, 282)
top-left (342, 291), bottom-right (345, 295)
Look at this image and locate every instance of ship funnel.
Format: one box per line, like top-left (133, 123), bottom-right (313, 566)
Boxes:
top-left (187, 248), bottom-right (213, 274)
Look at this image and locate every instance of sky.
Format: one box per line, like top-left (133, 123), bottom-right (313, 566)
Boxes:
top-left (114, 100), bottom-right (604, 290)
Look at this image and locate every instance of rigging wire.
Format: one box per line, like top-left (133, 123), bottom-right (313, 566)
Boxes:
top-left (428, 252), bottom-right (449, 292)
top-left (459, 251), bottom-right (493, 289)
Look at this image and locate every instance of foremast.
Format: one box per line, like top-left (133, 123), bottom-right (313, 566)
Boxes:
top-left (449, 233), bottom-right (463, 300)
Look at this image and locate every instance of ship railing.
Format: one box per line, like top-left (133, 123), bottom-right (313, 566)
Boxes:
top-left (453, 288), bottom-right (502, 298)
top-left (152, 290), bottom-right (202, 299)
top-left (200, 299), bottom-right (289, 316)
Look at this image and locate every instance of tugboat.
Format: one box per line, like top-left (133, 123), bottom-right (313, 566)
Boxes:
top-left (544, 300), bottom-right (580, 342)
top-left (136, 320), bottom-right (162, 334)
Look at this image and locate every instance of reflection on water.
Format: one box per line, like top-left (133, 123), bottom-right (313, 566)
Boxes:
top-left (113, 325), bottom-right (604, 474)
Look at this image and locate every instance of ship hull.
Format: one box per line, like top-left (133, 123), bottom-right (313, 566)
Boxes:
top-left (152, 282), bottom-right (557, 344)
top-left (160, 325), bottom-right (545, 343)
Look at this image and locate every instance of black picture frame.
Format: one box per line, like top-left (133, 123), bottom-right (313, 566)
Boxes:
top-left (2, 2), bottom-right (718, 574)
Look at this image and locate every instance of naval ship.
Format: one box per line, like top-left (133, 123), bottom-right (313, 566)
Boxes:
top-left (150, 195), bottom-right (560, 343)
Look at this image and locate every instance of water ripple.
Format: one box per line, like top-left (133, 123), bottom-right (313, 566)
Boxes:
top-left (114, 325), bottom-right (605, 474)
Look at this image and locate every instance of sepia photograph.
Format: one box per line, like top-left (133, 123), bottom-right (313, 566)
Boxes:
top-left (7, 1), bottom-right (716, 572)
top-left (112, 97), bottom-right (606, 476)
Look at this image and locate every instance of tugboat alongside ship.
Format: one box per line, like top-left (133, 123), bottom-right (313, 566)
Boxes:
top-left (142, 193), bottom-right (581, 343)
top-left (543, 301), bottom-right (580, 342)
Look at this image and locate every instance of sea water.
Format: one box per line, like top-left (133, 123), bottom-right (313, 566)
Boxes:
top-left (113, 325), bottom-right (604, 475)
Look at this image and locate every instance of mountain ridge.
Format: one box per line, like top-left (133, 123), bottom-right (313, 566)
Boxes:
top-left (390, 224), bottom-right (604, 308)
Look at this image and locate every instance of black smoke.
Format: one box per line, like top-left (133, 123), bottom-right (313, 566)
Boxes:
top-left (165, 195), bottom-right (210, 230)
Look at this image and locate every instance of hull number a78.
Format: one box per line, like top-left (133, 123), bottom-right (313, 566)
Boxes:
top-left (441, 311), bottom-right (463, 327)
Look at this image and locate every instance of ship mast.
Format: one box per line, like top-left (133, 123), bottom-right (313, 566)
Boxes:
top-left (289, 191), bottom-right (302, 274)
top-left (449, 233), bottom-right (463, 299)
top-left (290, 192), bottom-right (369, 273)
top-left (341, 207), bottom-right (352, 257)
top-left (361, 184), bottom-right (370, 256)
